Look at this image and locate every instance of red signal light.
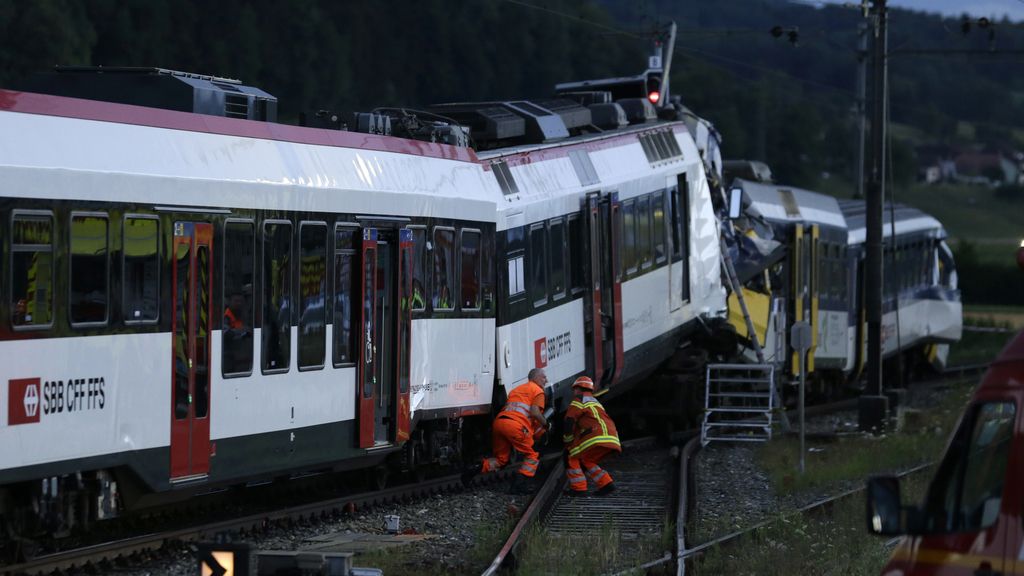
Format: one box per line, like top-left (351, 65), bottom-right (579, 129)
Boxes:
top-left (648, 91), bottom-right (660, 104)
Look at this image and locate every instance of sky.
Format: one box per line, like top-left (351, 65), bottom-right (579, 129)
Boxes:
top-left (817, 0), bottom-right (1024, 21)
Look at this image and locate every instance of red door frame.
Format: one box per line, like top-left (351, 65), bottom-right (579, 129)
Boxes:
top-left (585, 194), bottom-right (604, 384)
top-left (608, 194), bottom-right (625, 386)
top-left (170, 222), bottom-right (213, 480)
top-left (395, 228), bottom-right (413, 443)
top-left (357, 228), bottom-right (378, 448)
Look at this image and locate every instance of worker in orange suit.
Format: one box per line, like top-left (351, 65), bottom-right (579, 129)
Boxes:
top-left (462, 368), bottom-right (549, 494)
top-left (563, 375), bottom-right (621, 496)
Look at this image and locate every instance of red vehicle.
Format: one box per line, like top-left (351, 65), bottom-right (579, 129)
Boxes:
top-left (867, 330), bottom-right (1023, 575)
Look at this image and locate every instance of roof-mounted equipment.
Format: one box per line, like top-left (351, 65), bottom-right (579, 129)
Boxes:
top-left (21, 66), bottom-right (277, 121)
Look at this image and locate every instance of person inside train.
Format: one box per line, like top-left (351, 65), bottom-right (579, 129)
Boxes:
top-left (224, 290), bottom-right (248, 333)
top-left (562, 375), bottom-right (621, 496)
top-left (462, 368), bottom-right (549, 494)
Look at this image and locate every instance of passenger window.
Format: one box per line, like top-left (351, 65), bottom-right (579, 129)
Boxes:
top-left (507, 254), bottom-right (526, 298)
top-left (11, 212), bottom-right (54, 329)
top-left (262, 221), bottom-right (292, 373)
top-left (925, 401), bottom-right (1016, 532)
top-left (70, 213), bottom-right (109, 326)
top-left (637, 195), bottom-right (652, 269)
top-left (568, 214), bottom-right (584, 295)
top-left (223, 221), bottom-right (254, 376)
top-left (123, 216), bottom-right (160, 324)
top-left (653, 192), bottom-right (666, 264)
top-left (433, 227), bottom-right (455, 310)
top-left (530, 223), bottom-right (547, 307)
top-left (333, 225), bottom-right (357, 366)
top-left (460, 229), bottom-right (481, 310)
top-left (549, 218), bottom-right (566, 299)
top-left (622, 200), bottom-right (637, 274)
top-left (298, 222), bottom-right (327, 370)
top-left (410, 227), bottom-right (426, 311)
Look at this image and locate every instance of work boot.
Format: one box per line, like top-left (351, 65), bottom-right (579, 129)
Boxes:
top-left (596, 483), bottom-right (616, 496)
top-left (461, 462), bottom-right (482, 487)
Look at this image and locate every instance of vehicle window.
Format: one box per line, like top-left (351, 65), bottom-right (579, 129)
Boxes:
top-left (223, 221), bottom-right (254, 376)
top-left (410, 227), bottom-right (426, 311)
top-left (637, 195), bottom-right (652, 269)
top-left (653, 192), bottom-right (666, 264)
top-left (433, 227), bottom-right (455, 310)
top-left (568, 214), bottom-right (584, 294)
top-left (925, 401), bottom-right (1016, 532)
top-left (298, 223), bottom-right (327, 369)
top-left (262, 221), bottom-right (292, 373)
top-left (622, 200), bottom-right (637, 274)
top-left (11, 212), bottom-right (54, 328)
top-left (70, 213), bottom-right (109, 326)
top-left (530, 223), bottom-right (547, 307)
top-left (460, 229), bottom-right (481, 310)
top-left (549, 218), bottom-right (566, 299)
top-left (333, 225), bottom-right (357, 366)
top-left (123, 216), bottom-right (160, 324)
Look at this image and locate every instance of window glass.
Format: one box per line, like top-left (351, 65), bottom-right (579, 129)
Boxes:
top-left (11, 213), bottom-right (54, 328)
top-left (637, 195), bottom-right (652, 269)
top-left (411, 227), bottom-right (426, 310)
top-left (549, 218), bottom-right (566, 299)
top-left (70, 214), bottom-right (109, 325)
top-left (433, 228), bottom-right (455, 310)
top-left (194, 245), bottom-right (210, 418)
top-left (123, 217), bottom-right (160, 323)
top-left (333, 226), bottom-right (357, 365)
top-left (460, 229), bottom-right (481, 309)
top-left (622, 200), bottom-right (637, 273)
top-left (653, 192), bottom-right (666, 263)
top-left (298, 223), bottom-right (327, 369)
top-left (508, 255), bottom-right (525, 297)
top-left (530, 224), bottom-right (547, 307)
top-left (568, 214), bottom-right (584, 294)
top-left (223, 221), bottom-right (255, 376)
top-left (926, 401), bottom-right (1016, 532)
top-left (262, 221), bottom-right (292, 372)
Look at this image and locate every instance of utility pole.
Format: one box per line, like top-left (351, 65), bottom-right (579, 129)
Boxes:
top-left (859, 0), bottom-right (889, 432)
top-left (854, 21), bottom-right (868, 200)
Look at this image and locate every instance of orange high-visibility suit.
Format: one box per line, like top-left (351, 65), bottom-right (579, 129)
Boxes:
top-left (481, 379), bottom-right (546, 478)
top-left (563, 393), bottom-right (620, 493)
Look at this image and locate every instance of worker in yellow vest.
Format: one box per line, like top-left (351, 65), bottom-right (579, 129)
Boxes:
top-left (563, 376), bottom-right (621, 496)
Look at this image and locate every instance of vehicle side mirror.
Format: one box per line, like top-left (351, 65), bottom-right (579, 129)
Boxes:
top-left (728, 187), bottom-right (743, 220)
top-left (866, 476), bottom-right (905, 535)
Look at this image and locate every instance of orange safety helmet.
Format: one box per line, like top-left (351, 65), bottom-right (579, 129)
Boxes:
top-left (572, 376), bottom-right (595, 391)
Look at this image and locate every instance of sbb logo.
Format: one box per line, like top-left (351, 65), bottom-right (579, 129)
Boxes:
top-left (8, 378), bottom-right (41, 425)
top-left (534, 338), bottom-right (548, 368)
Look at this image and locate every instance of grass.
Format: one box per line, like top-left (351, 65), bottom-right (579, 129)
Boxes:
top-left (898, 183), bottom-right (1023, 246)
top-left (514, 517), bottom-right (670, 575)
top-left (692, 473), bottom-right (933, 576)
top-left (963, 304), bottom-right (1024, 330)
top-left (948, 309), bottom-right (1020, 365)
top-left (756, 378), bottom-right (974, 497)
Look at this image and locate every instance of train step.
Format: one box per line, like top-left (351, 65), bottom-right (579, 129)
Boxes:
top-left (702, 363), bottom-right (775, 446)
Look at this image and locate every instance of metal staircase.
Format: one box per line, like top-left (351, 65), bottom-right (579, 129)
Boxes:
top-left (701, 363), bottom-right (775, 445)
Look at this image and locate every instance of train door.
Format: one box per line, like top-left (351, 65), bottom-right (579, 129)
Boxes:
top-left (357, 228), bottom-right (410, 448)
top-left (170, 221), bottom-right (213, 481)
top-left (789, 223), bottom-right (819, 376)
top-left (583, 192), bottom-right (624, 389)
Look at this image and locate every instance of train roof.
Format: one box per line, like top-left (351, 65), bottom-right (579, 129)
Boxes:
top-left (839, 199), bottom-right (946, 244)
top-left (734, 178), bottom-right (846, 229)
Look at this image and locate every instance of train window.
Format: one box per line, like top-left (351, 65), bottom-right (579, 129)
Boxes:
top-left (653, 192), bottom-right (666, 264)
top-left (622, 200), bottom-right (637, 274)
top-left (549, 218), bottom-right (566, 300)
top-left (410, 227), bottom-right (427, 311)
top-left (568, 214), bottom-right (585, 295)
top-left (530, 223), bottom-right (548, 307)
top-left (333, 224), bottom-right (358, 366)
top-left (223, 220), bottom-right (255, 377)
top-left (69, 213), bottom-right (109, 326)
top-left (433, 227), bottom-right (456, 310)
top-left (508, 254), bottom-right (526, 298)
top-left (11, 211), bottom-right (54, 329)
top-left (637, 195), bottom-right (652, 269)
top-left (123, 216), bottom-right (160, 324)
top-left (460, 229), bottom-right (481, 310)
top-left (262, 221), bottom-right (292, 373)
top-left (298, 222), bottom-right (327, 370)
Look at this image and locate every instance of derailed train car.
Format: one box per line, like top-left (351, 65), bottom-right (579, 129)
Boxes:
top-left (0, 54), bottom-right (726, 544)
